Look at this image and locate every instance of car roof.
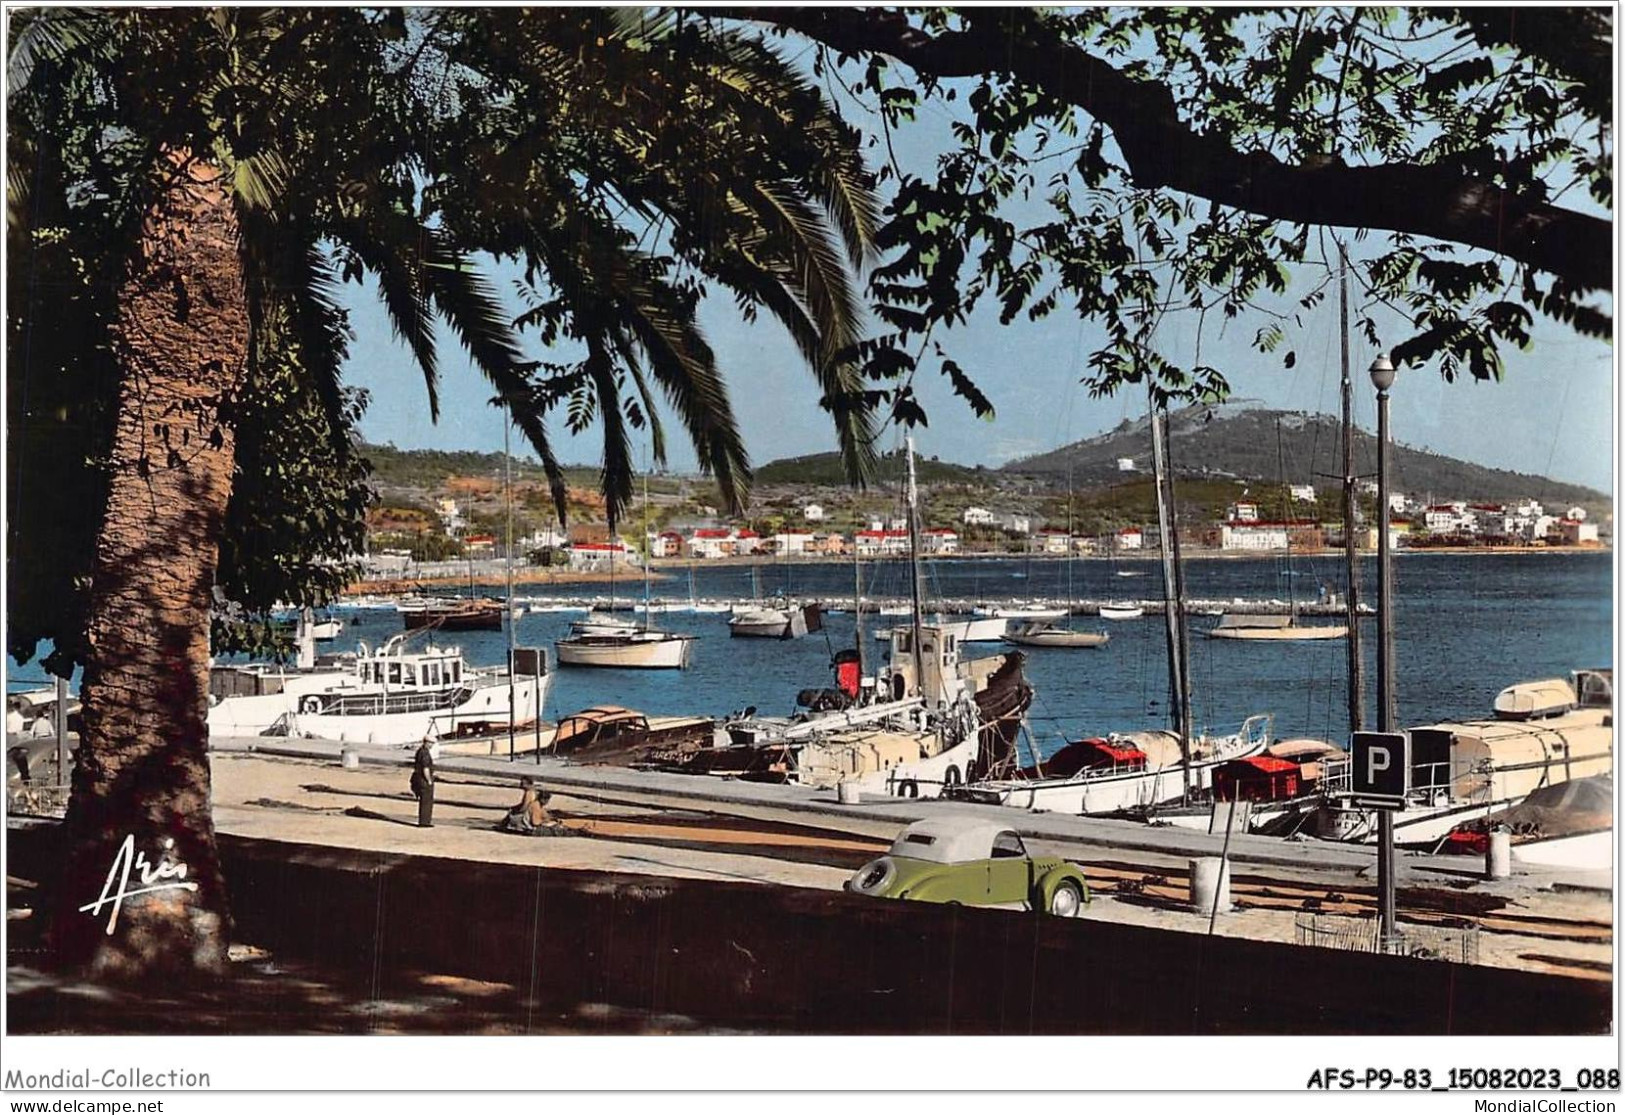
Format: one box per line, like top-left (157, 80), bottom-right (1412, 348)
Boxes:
top-left (886, 817), bottom-right (1017, 864)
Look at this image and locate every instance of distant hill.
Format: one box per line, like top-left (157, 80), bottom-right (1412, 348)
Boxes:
top-left (1002, 404), bottom-right (1609, 509)
top-left (361, 443), bottom-right (597, 491)
top-left (755, 449), bottom-right (992, 488)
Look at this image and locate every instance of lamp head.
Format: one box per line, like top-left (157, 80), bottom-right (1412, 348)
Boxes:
top-left (1369, 354), bottom-right (1396, 392)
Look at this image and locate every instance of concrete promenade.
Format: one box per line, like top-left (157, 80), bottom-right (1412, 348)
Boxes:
top-left (206, 737), bottom-right (1612, 981)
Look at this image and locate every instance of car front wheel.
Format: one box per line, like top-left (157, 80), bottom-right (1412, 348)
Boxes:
top-left (1047, 880), bottom-right (1083, 918)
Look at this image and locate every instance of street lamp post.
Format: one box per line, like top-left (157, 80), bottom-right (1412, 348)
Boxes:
top-left (1370, 353), bottom-right (1398, 945)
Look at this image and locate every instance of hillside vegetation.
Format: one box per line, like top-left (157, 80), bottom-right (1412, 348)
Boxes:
top-left (754, 448), bottom-right (991, 487)
top-left (1002, 404), bottom-right (1608, 508)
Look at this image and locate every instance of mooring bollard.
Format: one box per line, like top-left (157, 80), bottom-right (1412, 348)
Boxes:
top-left (1190, 857), bottom-right (1232, 914)
top-left (1486, 828), bottom-right (1512, 879)
top-left (340, 747), bottom-right (360, 770)
top-left (837, 781), bottom-right (861, 805)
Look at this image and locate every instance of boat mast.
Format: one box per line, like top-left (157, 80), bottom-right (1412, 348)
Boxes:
top-left (1276, 416), bottom-right (1296, 624)
top-left (853, 542), bottom-right (866, 677)
top-left (642, 469), bottom-right (652, 631)
top-left (1162, 408), bottom-right (1193, 770)
top-left (503, 414), bottom-right (516, 761)
top-left (1148, 385), bottom-right (1192, 802)
top-left (1339, 243), bottom-right (1366, 732)
top-left (905, 435), bottom-right (926, 693)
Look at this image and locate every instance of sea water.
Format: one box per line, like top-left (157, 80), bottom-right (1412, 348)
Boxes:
top-left (7, 551), bottom-right (1611, 755)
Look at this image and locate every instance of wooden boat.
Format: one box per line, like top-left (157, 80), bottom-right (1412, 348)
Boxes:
top-left (399, 596), bottom-right (505, 631)
top-left (555, 620), bottom-right (693, 669)
top-left (1003, 620), bottom-right (1109, 648)
top-left (542, 705), bottom-right (715, 765)
top-left (1205, 613), bottom-right (1347, 641)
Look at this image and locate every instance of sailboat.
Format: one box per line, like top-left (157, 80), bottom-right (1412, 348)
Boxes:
top-left (1098, 531), bottom-right (1145, 618)
top-left (555, 473), bottom-right (695, 669)
top-left (1207, 420), bottom-right (1348, 642)
top-left (1002, 477), bottom-right (1108, 648)
top-left (728, 551), bottom-right (820, 638)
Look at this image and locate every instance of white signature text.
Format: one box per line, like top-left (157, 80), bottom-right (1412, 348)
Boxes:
top-left (78, 834), bottom-right (199, 936)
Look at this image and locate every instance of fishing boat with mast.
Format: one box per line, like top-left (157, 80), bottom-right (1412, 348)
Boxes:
top-left (681, 437), bottom-right (1032, 797)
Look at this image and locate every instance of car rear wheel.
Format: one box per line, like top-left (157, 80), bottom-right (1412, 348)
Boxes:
top-left (1048, 880), bottom-right (1083, 918)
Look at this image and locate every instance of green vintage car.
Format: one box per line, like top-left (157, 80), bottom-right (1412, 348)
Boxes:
top-left (846, 817), bottom-right (1090, 916)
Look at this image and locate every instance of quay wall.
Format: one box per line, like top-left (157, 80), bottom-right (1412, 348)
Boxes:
top-left (9, 824), bottom-right (1604, 1035)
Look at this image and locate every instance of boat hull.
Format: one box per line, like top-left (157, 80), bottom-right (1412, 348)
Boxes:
top-left (1206, 624), bottom-right (1347, 641)
top-left (1004, 629), bottom-right (1109, 648)
top-left (962, 730), bottom-right (1269, 815)
top-left (555, 636), bottom-right (692, 669)
top-left (212, 672), bottom-right (550, 745)
top-left (729, 609), bottom-right (807, 639)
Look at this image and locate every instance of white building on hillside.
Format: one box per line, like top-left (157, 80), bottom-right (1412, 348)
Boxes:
top-left (962, 506), bottom-right (995, 526)
top-left (1424, 503), bottom-right (1470, 535)
top-left (1220, 521), bottom-right (1289, 551)
top-left (802, 503), bottom-right (825, 522)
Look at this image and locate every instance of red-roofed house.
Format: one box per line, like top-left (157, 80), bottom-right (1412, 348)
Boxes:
top-left (568, 539), bottom-right (634, 571)
top-left (922, 527), bottom-right (960, 555)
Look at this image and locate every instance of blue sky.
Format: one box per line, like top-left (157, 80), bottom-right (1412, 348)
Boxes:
top-left (341, 38), bottom-right (1615, 496)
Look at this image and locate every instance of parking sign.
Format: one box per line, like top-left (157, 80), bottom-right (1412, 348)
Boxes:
top-left (1349, 730), bottom-right (1409, 809)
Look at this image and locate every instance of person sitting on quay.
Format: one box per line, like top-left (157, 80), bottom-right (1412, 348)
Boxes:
top-left (498, 776), bottom-right (566, 836)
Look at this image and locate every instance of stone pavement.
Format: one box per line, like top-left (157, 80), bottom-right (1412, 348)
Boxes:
top-left (206, 740), bottom-right (1612, 980)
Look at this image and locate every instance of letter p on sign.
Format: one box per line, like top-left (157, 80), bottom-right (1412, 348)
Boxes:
top-left (1350, 730), bottom-right (1409, 806)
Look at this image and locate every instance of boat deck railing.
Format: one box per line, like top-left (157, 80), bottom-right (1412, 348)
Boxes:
top-left (1318, 757), bottom-right (1456, 799)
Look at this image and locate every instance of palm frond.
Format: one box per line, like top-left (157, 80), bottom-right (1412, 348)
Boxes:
top-left (420, 234), bottom-right (570, 521)
top-left (231, 149), bottom-right (291, 216)
top-left (340, 215), bottom-right (440, 419)
top-left (6, 8), bottom-right (110, 93)
top-left (583, 334), bottom-right (635, 527)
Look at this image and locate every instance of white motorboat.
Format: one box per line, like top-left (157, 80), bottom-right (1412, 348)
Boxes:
top-left (1098, 604), bottom-right (1144, 621)
top-left (959, 715), bottom-right (1274, 815)
top-left (728, 603), bottom-right (821, 639)
top-left (309, 617), bottom-right (344, 640)
top-left (1003, 620), bottom-right (1109, 648)
top-left (208, 633), bottom-right (549, 744)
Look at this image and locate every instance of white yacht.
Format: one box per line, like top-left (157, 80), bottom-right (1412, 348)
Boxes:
top-left (208, 633), bottom-right (549, 745)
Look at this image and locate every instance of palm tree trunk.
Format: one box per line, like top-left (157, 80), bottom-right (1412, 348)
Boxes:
top-left (51, 158), bottom-right (248, 980)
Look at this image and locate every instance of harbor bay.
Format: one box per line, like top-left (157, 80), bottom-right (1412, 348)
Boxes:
top-left (296, 550), bottom-right (1614, 751)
